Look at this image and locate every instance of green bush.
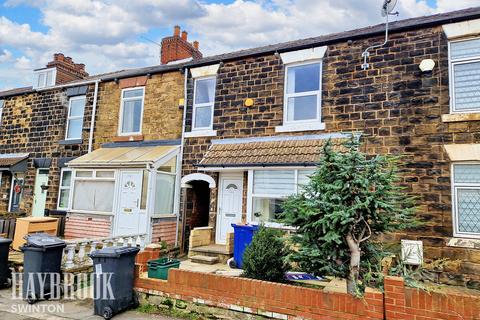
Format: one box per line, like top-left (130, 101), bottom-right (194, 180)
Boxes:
top-left (242, 226), bottom-right (289, 282)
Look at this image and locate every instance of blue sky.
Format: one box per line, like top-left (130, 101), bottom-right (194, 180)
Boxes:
top-left (0, 0), bottom-right (477, 90)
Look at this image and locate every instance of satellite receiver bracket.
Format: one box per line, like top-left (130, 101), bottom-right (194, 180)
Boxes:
top-left (361, 0), bottom-right (399, 70)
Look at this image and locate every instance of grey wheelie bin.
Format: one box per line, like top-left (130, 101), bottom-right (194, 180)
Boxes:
top-left (20, 233), bottom-right (66, 304)
top-left (89, 246), bottom-right (140, 319)
top-left (0, 238), bottom-right (12, 288)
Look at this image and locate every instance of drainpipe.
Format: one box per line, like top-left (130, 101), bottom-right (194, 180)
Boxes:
top-left (88, 80), bottom-right (101, 153)
top-left (175, 67), bottom-right (189, 248)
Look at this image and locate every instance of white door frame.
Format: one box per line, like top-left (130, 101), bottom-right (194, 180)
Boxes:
top-left (216, 172), bottom-right (243, 244)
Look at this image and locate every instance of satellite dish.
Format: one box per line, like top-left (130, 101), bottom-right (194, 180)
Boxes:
top-left (381, 0), bottom-right (398, 17)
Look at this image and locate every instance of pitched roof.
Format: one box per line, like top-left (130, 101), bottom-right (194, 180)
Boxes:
top-left (0, 86), bottom-right (34, 99)
top-left (185, 7), bottom-right (480, 68)
top-left (0, 153), bottom-right (29, 168)
top-left (197, 135), bottom-right (350, 168)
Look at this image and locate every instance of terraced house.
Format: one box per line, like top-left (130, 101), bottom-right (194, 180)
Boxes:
top-left (179, 7), bottom-right (480, 288)
top-left (0, 54), bottom-right (95, 218)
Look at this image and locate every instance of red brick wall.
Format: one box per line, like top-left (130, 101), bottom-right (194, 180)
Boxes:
top-left (64, 213), bottom-right (112, 239)
top-left (134, 262), bottom-right (480, 320)
top-left (151, 218), bottom-right (177, 245)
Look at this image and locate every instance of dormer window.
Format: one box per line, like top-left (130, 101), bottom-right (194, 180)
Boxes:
top-left (34, 67), bottom-right (56, 89)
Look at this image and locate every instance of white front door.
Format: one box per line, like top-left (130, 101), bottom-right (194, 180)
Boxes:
top-left (32, 169), bottom-right (49, 217)
top-left (216, 173), bottom-right (243, 244)
top-left (114, 171), bottom-right (143, 236)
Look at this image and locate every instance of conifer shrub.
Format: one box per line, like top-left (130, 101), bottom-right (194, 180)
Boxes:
top-left (242, 226), bottom-right (289, 282)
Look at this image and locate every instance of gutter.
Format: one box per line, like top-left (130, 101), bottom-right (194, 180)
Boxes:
top-left (175, 66), bottom-right (189, 248)
top-left (88, 80), bottom-right (101, 153)
top-left (195, 162), bottom-right (318, 169)
top-left (34, 79), bottom-right (99, 91)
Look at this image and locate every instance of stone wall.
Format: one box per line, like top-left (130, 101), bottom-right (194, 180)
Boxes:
top-left (181, 25), bottom-right (480, 286)
top-left (93, 71), bottom-right (184, 149)
top-left (0, 87), bottom-right (94, 214)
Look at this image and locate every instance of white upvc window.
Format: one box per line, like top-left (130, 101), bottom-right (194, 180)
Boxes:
top-left (34, 67), bottom-right (56, 89)
top-left (449, 37), bottom-right (480, 113)
top-left (451, 163), bottom-right (480, 238)
top-left (57, 168), bottom-right (72, 210)
top-left (284, 61), bottom-right (322, 124)
top-left (247, 168), bottom-right (315, 227)
top-left (71, 169), bottom-right (116, 214)
top-left (119, 87), bottom-right (145, 135)
top-left (66, 96), bottom-right (86, 140)
top-left (0, 100), bottom-right (4, 126)
top-left (192, 76), bottom-right (216, 130)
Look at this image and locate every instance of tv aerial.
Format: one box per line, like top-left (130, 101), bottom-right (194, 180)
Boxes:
top-left (361, 0), bottom-right (399, 70)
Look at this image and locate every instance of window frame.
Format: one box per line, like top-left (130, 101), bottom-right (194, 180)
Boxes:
top-left (57, 168), bottom-right (72, 210)
top-left (448, 37), bottom-right (480, 114)
top-left (70, 169), bottom-right (116, 214)
top-left (118, 87), bottom-right (145, 136)
top-left (0, 100), bottom-right (4, 126)
top-left (283, 60), bottom-right (323, 125)
top-left (33, 67), bottom-right (57, 89)
top-left (65, 95), bottom-right (86, 140)
top-left (247, 168), bottom-right (315, 228)
top-left (192, 76), bottom-right (216, 131)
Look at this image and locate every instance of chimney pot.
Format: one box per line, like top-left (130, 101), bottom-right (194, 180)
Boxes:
top-left (193, 41), bottom-right (199, 50)
top-left (174, 25), bottom-right (181, 37)
top-left (181, 31), bottom-right (188, 41)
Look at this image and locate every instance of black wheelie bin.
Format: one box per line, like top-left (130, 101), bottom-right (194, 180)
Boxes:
top-left (0, 238), bottom-right (12, 287)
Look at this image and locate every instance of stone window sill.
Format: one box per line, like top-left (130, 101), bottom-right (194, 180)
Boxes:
top-left (184, 130), bottom-right (217, 138)
top-left (442, 113), bottom-right (480, 123)
top-left (447, 237), bottom-right (480, 249)
top-left (275, 122), bottom-right (325, 133)
top-left (59, 139), bottom-right (83, 145)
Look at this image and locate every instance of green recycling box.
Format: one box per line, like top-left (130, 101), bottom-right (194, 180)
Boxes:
top-left (147, 257), bottom-right (180, 280)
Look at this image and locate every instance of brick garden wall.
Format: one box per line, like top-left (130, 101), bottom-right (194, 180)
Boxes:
top-left (0, 87), bottom-right (94, 214)
top-left (134, 252), bottom-right (480, 320)
top-left (181, 24), bottom-right (480, 287)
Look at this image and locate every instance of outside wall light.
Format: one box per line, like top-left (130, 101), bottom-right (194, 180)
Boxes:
top-left (419, 59), bottom-right (435, 72)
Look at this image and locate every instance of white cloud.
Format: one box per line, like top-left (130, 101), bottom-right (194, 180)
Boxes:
top-left (0, 0), bottom-right (478, 89)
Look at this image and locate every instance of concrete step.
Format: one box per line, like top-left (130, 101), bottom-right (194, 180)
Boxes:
top-left (191, 255), bottom-right (219, 265)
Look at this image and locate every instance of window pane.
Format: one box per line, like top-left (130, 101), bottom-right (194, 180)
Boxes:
top-left (69, 98), bottom-right (85, 117)
top-left (457, 188), bottom-right (480, 234)
top-left (298, 169), bottom-right (315, 191)
top-left (253, 170), bottom-right (295, 195)
top-left (96, 171), bottom-right (114, 178)
top-left (194, 105), bottom-right (212, 128)
top-left (61, 171), bottom-right (72, 187)
top-left (46, 70), bottom-right (53, 86)
top-left (154, 172), bottom-right (175, 214)
top-left (287, 63), bottom-right (320, 94)
top-left (451, 38), bottom-right (480, 60)
top-left (72, 180), bottom-right (115, 212)
top-left (454, 164), bottom-right (480, 183)
top-left (195, 78), bottom-right (216, 104)
top-left (123, 89), bottom-right (143, 98)
top-left (67, 118), bottom-right (83, 139)
top-left (158, 156), bottom-right (177, 173)
top-left (58, 189), bottom-right (70, 209)
top-left (140, 170), bottom-right (149, 210)
top-left (253, 197), bottom-right (284, 223)
top-left (453, 62), bottom-right (480, 111)
top-left (287, 95), bottom-right (318, 121)
top-left (76, 171), bottom-right (93, 177)
top-left (37, 73), bottom-right (45, 87)
top-left (122, 99), bottom-right (142, 133)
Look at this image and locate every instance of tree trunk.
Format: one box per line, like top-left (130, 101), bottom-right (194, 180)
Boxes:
top-left (346, 232), bottom-right (361, 295)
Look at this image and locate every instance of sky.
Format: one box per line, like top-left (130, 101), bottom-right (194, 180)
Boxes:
top-left (0, 0), bottom-right (478, 90)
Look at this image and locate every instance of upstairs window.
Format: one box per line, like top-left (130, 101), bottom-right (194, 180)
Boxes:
top-left (449, 38), bottom-right (480, 113)
top-left (452, 163), bottom-right (480, 238)
top-left (34, 68), bottom-right (56, 89)
top-left (0, 100), bottom-right (4, 126)
top-left (284, 61), bottom-right (322, 123)
top-left (119, 87), bottom-right (144, 135)
top-left (66, 96), bottom-right (86, 140)
top-left (193, 77), bottom-right (216, 130)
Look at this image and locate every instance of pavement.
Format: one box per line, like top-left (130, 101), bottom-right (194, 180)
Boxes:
top-left (0, 287), bottom-right (178, 320)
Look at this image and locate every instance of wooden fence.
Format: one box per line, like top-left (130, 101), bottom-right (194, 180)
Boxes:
top-left (0, 217), bottom-right (16, 239)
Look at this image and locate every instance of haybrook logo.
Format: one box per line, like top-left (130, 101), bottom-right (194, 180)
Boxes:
top-left (11, 272), bottom-right (115, 301)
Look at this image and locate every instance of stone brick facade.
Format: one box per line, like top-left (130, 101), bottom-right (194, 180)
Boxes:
top-left (181, 23), bottom-right (480, 287)
top-left (0, 86), bottom-right (94, 214)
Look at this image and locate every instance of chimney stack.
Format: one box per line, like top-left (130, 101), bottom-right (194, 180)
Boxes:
top-left (160, 25), bottom-right (202, 65)
top-left (46, 53), bottom-right (89, 84)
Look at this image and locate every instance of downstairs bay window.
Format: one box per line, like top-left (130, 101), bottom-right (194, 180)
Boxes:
top-left (452, 163), bottom-right (480, 238)
top-left (71, 170), bottom-right (115, 214)
top-left (248, 169), bottom-right (315, 225)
